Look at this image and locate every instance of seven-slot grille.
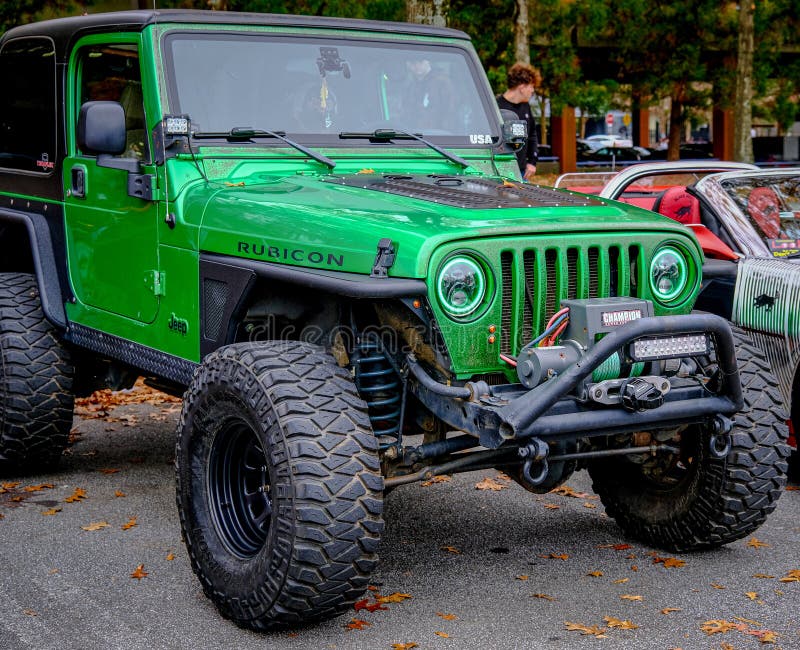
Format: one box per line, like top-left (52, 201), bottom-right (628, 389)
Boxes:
top-left (499, 243), bottom-right (642, 355)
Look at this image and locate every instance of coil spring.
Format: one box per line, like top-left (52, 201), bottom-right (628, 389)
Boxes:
top-left (352, 338), bottom-right (403, 448)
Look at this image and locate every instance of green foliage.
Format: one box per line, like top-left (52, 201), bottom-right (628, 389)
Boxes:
top-left (0, 1), bottom-right (88, 33)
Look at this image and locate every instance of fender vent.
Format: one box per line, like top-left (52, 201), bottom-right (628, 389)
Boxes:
top-left (203, 279), bottom-right (229, 340)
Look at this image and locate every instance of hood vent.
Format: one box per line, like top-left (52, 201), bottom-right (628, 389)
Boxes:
top-left (324, 175), bottom-right (605, 209)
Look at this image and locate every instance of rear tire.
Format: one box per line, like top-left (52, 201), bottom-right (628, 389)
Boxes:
top-left (589, 327), bottom-right (790, 551)
top-left (0, 273), bottom-right (74, 475)
top-left (176, 341), bottom-right (384, 630)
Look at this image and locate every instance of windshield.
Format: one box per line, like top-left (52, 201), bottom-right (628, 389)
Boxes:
top-left (162, 33), bottom-right (496, 145)
top-left (718, 173), bottom-right (800, 256)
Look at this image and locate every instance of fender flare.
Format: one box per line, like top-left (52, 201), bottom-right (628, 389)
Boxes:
top-left (0, 209), bottom-right (67, 328)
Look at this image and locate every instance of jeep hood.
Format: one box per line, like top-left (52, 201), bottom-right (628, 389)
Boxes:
top-left (192, 173), bottom-right (700, 278)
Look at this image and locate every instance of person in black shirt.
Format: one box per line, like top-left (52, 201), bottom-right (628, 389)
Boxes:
top-left (497, 63), bottom-right (540, 181)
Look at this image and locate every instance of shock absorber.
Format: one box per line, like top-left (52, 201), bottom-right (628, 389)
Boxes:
top-left (351, 337), bottom-right (404, 450)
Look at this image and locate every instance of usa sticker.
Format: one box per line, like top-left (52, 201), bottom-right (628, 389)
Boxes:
top-left (601, 309), bottom-right (642, 327)
top-left (469, 134), bottom-right (492, 144)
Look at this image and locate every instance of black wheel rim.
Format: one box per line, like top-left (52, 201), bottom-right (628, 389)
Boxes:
top-left (208, 419), bottom-right (272, 559)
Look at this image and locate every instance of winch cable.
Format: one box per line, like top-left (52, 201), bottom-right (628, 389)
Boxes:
top-left (500, 307), bottom-right (571, 366)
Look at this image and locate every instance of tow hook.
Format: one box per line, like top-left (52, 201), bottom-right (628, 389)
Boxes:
top-left (708, 414), bottom-right (733, 459)
top-left (518, 438), bottom-right (549, 486)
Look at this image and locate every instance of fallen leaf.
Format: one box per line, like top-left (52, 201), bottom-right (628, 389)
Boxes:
top-left (745, 591), bottom-right (758, 600)
top-left (701, 620), bottom-right (737, 635)
top-left (81, 521), bottom-right (109, 531)
top-left (778, 569), bottom-right (800, 583)
top-left (661, 608), bottom-right (681, 615)
top-left (475, 477), bottom-right (506, 491)
top-left (734, 616), bottom-right (763, 626)
top-left (721, 644), bottom-right (734, 650)
top-left (586, 570), bottom-right (604, 577)
top-left (23, 609), bottom-right (37, 616)
top-left (564, 622), bottom-right (607, 638)
top-left (390, 644), bottom-right (418, 650)
top-left (612, 578), bottom-right (629, 584)
top-left (354, 598), bottom-right (388, 613)
top-left (436, 612), bottom-right (457, 620)
top-left (376, 592), bottom-right (413, 604)
top-left (434, 632), bottom-right (450, 638)
top-left (539, 553), bottom-right (569, 561)
top-left (121, 517), bottom-right (137, 531)
top-left (626, 553), bottom-right (637, 559)
top-left (630, 565), bottom-right (638, 572)
top-left (747, 537), bottom-right (770, 549)
top-left (24, 483), bottom-right (54, 492)
top-left (1, 482), bottom-right (20, 489)
top-left (41, 507), bottom-right (62, 516)
top-left (583, 502), bottom-right (597, 509)
top-left (598, 543), bottom-right (632, 551)
top-left (753, 574), bottom-right (774, 579)
top-left (114, 490), bottom-right (126, 498)
top-left (345, 618), bottom-right (370, 630)
top-left (604, 616), bottom-right (638, 630)
top-left (421, 475), bottom-right (451, 487)
top-left (531, 593), bottom-right (555, 601)
top-left (620, 594), bottom-right (642, 601)
top-left (64, 487), bottom-right (87, 503)
top-left (653, 556), bottom-right (686, 568)
top-left (549, 485), bottom-right (591, 498)
top-left (786, 485), bottom-right (800, 491)
top-left (130, 564), bottom-right (148, 580)
top-left (166, 553), bottom-right (175, 561)
top-left (516, 575), bottom-right (529, 580)
top-left (543, 503), bottom-right (560, 510)
top-left (711, 583), bottom-right (726, 590)
top-left (441, 546), bottom-right (461, 554)
top-left (749, 629), bottom-right (778, 643)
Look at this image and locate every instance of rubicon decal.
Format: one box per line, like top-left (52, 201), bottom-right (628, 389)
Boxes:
top-left (237, 241), bottom-right (344, 267)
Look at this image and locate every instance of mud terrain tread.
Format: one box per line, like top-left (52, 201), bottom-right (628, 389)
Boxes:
top-left (590, 328), bottom-right (790, 552)
top-left (176, 341), bottom-right (383, 630)
top-left (0, 272), bottom-right (74, 474)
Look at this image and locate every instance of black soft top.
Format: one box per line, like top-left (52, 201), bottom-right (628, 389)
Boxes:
top-left (1, 9), bottom-right (469, 58)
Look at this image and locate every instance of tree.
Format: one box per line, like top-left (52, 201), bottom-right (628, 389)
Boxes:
top-left (1, 1), bottom-right (85, 33)
top-left (733, 0), bottom-right (754, 163)
top-left (405, 0), bottom-right (446, 26)
top-left (513, 0), bottom-right (529, 65)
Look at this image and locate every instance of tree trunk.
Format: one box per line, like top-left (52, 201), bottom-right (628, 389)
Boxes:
top-left (514, 0), bottom-right (530, 64)
top-left (733, 0), bottom-right (754, 163)
top-left (667, 96), bottom-right (683, 162)
top-left (406, 0), bottom-right (447, 26)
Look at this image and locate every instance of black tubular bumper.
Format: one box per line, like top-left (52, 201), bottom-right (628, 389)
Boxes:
top-left (407, 313), bottom-right (743, 449)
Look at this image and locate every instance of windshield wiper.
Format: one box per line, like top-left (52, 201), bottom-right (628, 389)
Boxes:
top-left (339, 129), bottom-right (469, 169)
top-left (192, 127), bottom-right (336, 170)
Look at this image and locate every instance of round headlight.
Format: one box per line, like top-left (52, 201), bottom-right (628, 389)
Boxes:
top-left (436, 256), bottom-right (486, 318)
top-left (649, 246), bottom-right (688, 303)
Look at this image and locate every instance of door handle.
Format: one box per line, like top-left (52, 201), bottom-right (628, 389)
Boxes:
top-left (70, 165), bottom-right (86, 199)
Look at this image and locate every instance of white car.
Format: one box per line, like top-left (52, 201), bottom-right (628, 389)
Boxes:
top-left (583, 134), bottom-right (634, 150)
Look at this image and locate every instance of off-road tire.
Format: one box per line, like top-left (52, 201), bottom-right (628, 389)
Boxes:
top-left (588, 327), bottom-right (790, 552)
top-left (0, 272), bottom-right (74, 475)
top-left (176, 341), bottom-right (384, 630)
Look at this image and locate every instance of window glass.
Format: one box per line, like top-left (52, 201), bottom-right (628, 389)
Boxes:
top-left (78, 44), bottom-right (147, 159)
top-left (0, 38), bottom-right (56, 174)
top-left (720, 175), bottom-right (800, 249)
top-left (163, 34), bottom-right (496, 145)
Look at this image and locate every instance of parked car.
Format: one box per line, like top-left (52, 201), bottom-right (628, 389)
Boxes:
top-left (587, 146), bottom-right (646, 164)
top-left (647, 143), bottom-right (715, 161)
top-left (583, 134), bottom-right (634, 149)
top-left (556, 162), bottom-right (800, 460)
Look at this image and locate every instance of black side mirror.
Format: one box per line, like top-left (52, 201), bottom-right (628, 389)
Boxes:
top-left (500, 108), bottom-right (527, 152)
top-left (78, 101), bottom-right (126, 155)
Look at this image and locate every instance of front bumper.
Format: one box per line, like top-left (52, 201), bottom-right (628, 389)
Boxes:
top-left (408, 313), bottom-right (742, 449)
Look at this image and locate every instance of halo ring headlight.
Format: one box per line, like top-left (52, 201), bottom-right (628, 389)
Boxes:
top-left (649, 245), bottom-right (689, 304)
top-left (436, 255), bottom-right (488, 319)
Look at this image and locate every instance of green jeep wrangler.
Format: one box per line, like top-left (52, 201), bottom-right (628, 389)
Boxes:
top-left (0, 9), bottom-right (789, 630)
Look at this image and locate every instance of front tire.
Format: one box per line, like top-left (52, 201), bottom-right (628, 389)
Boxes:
top-left (589, 328), bottom-right (790, 552)
top-left (0, 272), bottom-right (74, 475)
top-left (176, 341), bottom-right (384, 630)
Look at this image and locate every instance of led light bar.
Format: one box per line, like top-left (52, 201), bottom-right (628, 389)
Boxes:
top-left (631, 334), bottom-right (709, 361)
top-left (164, 116), bottom-right (190, 135)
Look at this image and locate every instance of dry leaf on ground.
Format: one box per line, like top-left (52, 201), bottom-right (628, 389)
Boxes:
top-left (441, 546), bottom-right (461, 554)
top-left (660, 608), bottom-right (681, 615)
top-left (345, 618), bottom-right (370, 630)
top-left (434, 632), bottom-right (450, 638)
top-left (81, 521), bottom-right (109, 531)
top-left (436, 612), bottom-right (457, 620)
top-left (539, 553), bottom-right (569, 560)
top-left (652, 556), bottom-right (686, 568)
top-left (41, 507), bottom-right (61, 516)
top-left (620, 594), bottom-right (642, 601)
top-left (747, 537), bottom-right (770, 549)
top-left (130, 564), bottom-right (148, 580)
top-left (531, 593), bottom-right (555, 601)
top-left (564, 622), bottom-right (607, 638)
top-left (376, 592), bottom-right (413, 604)
top-left (475, 477), bottom-right (506, 491)
top-left (64, 488), bottom-right (87, 503)
top-left (121, 517), bottom-right (137, 531)
top-left (604, 616), bottom-right (638, 630)
top-left (391, 644), bottom-right (418, 650)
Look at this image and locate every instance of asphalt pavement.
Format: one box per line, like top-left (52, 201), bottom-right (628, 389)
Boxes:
top-left (1, 398), bottom-right (799, 650)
